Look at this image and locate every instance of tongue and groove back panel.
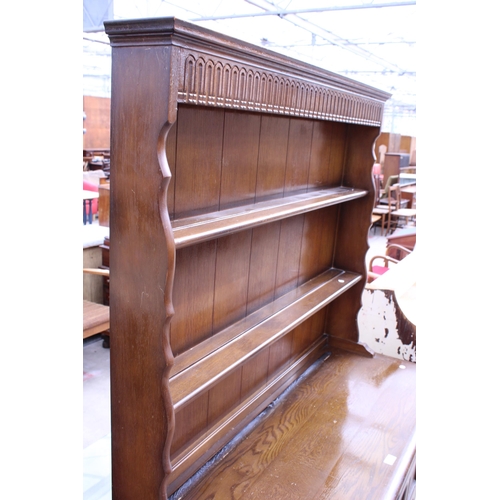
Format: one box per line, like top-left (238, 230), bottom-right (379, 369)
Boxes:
top-left (105, 17), bottom-right (390, 500)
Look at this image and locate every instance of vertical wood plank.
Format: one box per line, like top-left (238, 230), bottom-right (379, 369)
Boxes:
top-left (298, 206), bottom-right (338, 284)
top-left (171, 394), bottom-right (209, 456)
top-left (284, 118), bottom-right (313, 194)
top-left (220, 110), bottom-right (261, 209)
top-left (328, 121), bottom-right (348, 187)
top-left (174, 105), bottom-right (224, 218)
top-left (212, 231), bottom-right (252, 334)
top-left (274, 215), bottom-right (304, 299)
top-left (255, 115), bottom-right (290, 200)
top-left (246, 223), bottom-right (280, 315)
top-left (170, 241), bottom-right (216, 356)
top-left (307, 121), bottom-right (334, 189)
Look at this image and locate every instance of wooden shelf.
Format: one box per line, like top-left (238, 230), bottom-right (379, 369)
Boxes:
top-left (172, 186), bottom-right (367, 248)
top-left (170, 267), bottom-right (362, 410)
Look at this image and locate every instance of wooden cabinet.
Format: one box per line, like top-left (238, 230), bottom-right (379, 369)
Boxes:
top-left (104, 17), bottom-right (390, 500)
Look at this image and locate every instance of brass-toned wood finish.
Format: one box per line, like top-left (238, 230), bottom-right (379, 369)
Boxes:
top-left (104, 17), bottom-right (391, 500)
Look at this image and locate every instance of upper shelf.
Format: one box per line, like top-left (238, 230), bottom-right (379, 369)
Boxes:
top-left (172, 186), bottom-right (367, 248)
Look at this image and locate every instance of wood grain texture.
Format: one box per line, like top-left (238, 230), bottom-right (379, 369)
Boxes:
top-left (170, 241), bottom-right (217, 356)
top-left (171, 351), bottom-right (416, 500)
top-left (109, 45), bottom-right (173, 500)
top-left (173, 105), bottom-right (224, 218)
top-left (212, 232), bottom-right (252, 334)
top-left (255, 115), bottom-right (289, 200)
top-left (246, 223), bottom-right (281, 315)
top-left (172, 186), bottom-right (366, 249)
top-left (104, 17), bottom-right (390, 500)
top-left (284, 118), bottom-right (314, 193)
top-left (167, 337), bottom-right (329, 493)
top-left (220, 110), bottom-right (260, 209)
top-left (325, 124), bottom-right (382, 347)
top-left (169, 270), bottom-right (361, 411)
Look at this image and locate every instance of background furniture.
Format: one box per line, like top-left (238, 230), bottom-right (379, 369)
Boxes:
top-left (387, 227), bottom-right (416, 258)
top-left (104, 17), bottom-right (414, 500)
top-left (83, 95), bottom-right (110, 151)
top-left (383, 152), bottom-right (410, 181)
top-left (387, 184), bottom-right (417, 233)
top-left (83, 268), bottom-right (110, 347)
top-left (368, 244), bottom-right (413, 282)
top-left (82, 188), bottom-right (98, 225)
top-left (98, 182), bottom-right (110, 227)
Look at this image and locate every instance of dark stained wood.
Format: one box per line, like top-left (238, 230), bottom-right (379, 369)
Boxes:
top-left (307, 121), bottom-right (336, 188)
top-left (104, 16), bottom-right (391, 500)
top-left (165, 119), bottom-right (177, 216)
top-left (170, 351), bottom-right (416, 500)
top-left (299, 206), bottom-right (339, 283)
top-left (212, 231), bottom-right (252, 334)
top-left (274, 215), bottom-right (304, 299)
top-left (220, 110), bottom-right (261, 209)
top-left (325, 124), bottom-right (382, 349)
top-left (292, 309), bottom-right (327, 355)
top-left (170, 241), bottom-right (217, 356)
top-left (173, 105), bottom-right (224, 218)
top-left (169, 269), bottom-right (361, 410)
top-left (170, 393), bottom-right (209, 456)
top-left (255, 115), bottom-right (289, 200)
top-left (246, 223), bottom-right (281, 315)
top-left (284, 118), bottom-right (314, 193)
top-left (108, 44), bottom-right (173, 500)
top-left (168, 337), bottom-right (329, 493)
top-left (172, 187), bottom-right (366, 249)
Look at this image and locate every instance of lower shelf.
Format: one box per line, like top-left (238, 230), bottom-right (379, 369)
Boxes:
top-left (170, 267), bottom-right (362, 411)
top-left (168, 336), bottom-right (328, 492)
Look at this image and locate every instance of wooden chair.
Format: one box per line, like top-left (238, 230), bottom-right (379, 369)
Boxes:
top-left (83, 268), bottom-right (110, 347)
top-left (387, 184), bottom-right (417, 233)
top-left (367, 244), bottom-right (413, 283)
top-left (371, 173), bottom-right (389, 235)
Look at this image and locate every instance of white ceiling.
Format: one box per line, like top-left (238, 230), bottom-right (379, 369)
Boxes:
top-left (83, 0), bottom-right (416, 135)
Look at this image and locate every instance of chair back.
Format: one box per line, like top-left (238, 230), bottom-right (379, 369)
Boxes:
top-left (388, 183), bottom-right (401, 213)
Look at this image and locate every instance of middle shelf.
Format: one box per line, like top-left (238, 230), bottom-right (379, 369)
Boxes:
top-left (172, 186), bottom-right (367, 248)
top-left (169, 267), bottom-right (362, 411)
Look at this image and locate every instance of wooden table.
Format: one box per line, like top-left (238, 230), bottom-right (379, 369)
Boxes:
top-left (401, 184), bottom-right (416, 209)
top-left (83, 299), bottom-right (110, 339)
top-left (83, 190), bottom-right (99, 225)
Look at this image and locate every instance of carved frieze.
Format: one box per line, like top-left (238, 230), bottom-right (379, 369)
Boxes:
top-left (178, 54), bottom-right (384, 126)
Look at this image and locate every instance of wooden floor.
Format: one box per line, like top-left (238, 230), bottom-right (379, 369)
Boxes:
top-left (169, 350), bottom-right (416, 500)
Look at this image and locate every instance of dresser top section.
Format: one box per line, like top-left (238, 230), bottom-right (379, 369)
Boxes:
top-left (104, 17), bottom-right (391, 105)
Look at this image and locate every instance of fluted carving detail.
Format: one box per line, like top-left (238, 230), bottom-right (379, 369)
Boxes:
top-left (179, 55), bottom-right (384, 125)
